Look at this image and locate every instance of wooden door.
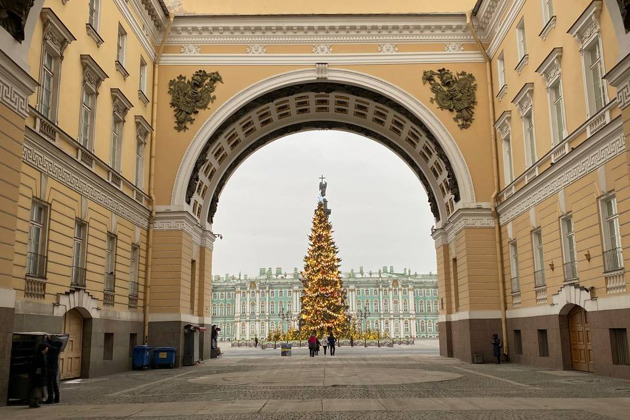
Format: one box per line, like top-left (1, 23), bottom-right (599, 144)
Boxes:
top-left (569, 307), bottom-right (593, 372)
top-left (60, 309), bottom-right (83, 379)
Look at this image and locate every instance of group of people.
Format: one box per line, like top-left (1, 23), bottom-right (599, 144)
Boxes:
top-left (28, 335), bottom-right (63, 408)
top-left (308, 333), bottom-right (336, 357)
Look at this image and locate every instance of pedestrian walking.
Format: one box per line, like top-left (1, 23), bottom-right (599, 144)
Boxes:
top-left (28, 343), bottom-right (48, 408)
top-left (491, 333), bottom-right (503, 364)
top-left (327, 333), bottom-right (336, 356)
top-left (315, 337), bottom-right (321, 355)
top-left (44, 335), bottom-right (63, 404)
top-left (321, 334), bottom-right (328, 355)
top-left (254, 337), bottom-right (258, 348)
top-left (308, 333), bottom-right (317, 357)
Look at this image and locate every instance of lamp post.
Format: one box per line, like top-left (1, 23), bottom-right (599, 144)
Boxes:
top-left (357, 303), bottom-right (370, 347)
top-left (279, 307), bottom-right (292, 343)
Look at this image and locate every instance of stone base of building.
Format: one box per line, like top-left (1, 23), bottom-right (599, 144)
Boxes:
top-left (148, 321), bottom-right (210, 368)
top-left (507, 307), bottom-right (630, 380)
top-left (439, 317), bottom-right (502, 364)
top-left (0, 305), bottom-right (16, 405)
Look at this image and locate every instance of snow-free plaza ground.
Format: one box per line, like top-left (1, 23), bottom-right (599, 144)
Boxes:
top-left (2, 341), bottom-right (630, 419)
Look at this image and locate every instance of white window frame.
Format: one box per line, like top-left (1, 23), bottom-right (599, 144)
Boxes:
top-left (79, 88), bottom-right (96, 149)
top-left (548, 79), bottom-right (567, 145)
top-left (541, 0), bottom-right (554, 24)
top-left (560, 215), bottom-right (578, 281)
top-left (532, 229), bottom-right (545, 287)
top-left (105, 233), bottom-right (117, 292)
top-left (139, 57), bottom-right (147, 94)
top-left (600, 194), bottom-right (624, 272)
top-left (72, 219), bottom-right (88, 286)
top-left (27, 200), bottom-right (50, 278)
top-left (110, 115), bottom-right (123, 172)
top-left (509, 240), bottom-right (520, 293)
top-left (522, 110), bottom-right (537, 167)
top-left (502, 134), bottom-right (514, 184)
top-left (116, 24), bottom-right (127, 66)
top-left (583, 37), bottom-right (607, 116)
top-left (129, 244), bottom-right (139, 297)
top-left (516, 19), bottom-right (527, 61)
top-left (39, 49), bottom-right (57, 120)
top-left (88, 0), bottom-right (100, 30)
top-left (497, 51), bottom-right (506, 89)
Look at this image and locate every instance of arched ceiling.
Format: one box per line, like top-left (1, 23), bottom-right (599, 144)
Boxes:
top-left (183, 82), bottom-right (462, 227)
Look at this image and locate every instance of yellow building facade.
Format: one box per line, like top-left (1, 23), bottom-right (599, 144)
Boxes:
top-left (0, 0), bottom-right (629, 401)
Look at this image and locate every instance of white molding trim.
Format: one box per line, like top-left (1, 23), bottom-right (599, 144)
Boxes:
top-left (149, 312), bottom-right (212, 324)
top-left (445, 207), bottom-right (495, 243)
top-left (22, 131), bottom-right (151, 229)
top-left (171, 68), bottom-right (477, 223)
top-left (114, 0), bottom-right (158, 61)
top-left (53, 288), bottom-right (101, 319)
top-left (438, 310), bottom-right (502, 322)
top-left (153, 211), bottom-right (216, 250)
top-left (605, 53), bottom-right (630, 109)
top-left (0, 51), bottom-right (38, 118)
top-left (568, 0), bottom-right (603, 50)
top-left (159, 51), bottom-right (485, 66)
top-left (497, 117), bottom-right (625, 225)
top-left (167, 14), bottom-right (474, 45)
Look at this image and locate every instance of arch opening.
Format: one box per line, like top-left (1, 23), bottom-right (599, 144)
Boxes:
top-left (172, 69), bottom-right (477, 229)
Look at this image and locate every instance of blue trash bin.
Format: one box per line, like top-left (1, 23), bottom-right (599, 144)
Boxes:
top-left (132, 345), bottom-right (152, 370)
top-left (153, 347), bottom-right (176, 368)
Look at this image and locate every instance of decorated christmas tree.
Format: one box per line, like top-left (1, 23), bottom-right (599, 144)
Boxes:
top-left (300, 177), bottom-right (347, 335)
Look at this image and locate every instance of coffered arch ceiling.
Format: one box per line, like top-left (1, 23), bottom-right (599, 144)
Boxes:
top-left (172, 69), bottom-right (476, 229)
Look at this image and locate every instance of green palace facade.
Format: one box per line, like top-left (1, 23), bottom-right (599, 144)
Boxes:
top-left (211, 266), bottom-right (439, 341)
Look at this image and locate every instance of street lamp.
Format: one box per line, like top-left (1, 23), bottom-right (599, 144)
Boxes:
top-left (357, 303), bottom-right (370, 347)
top-left (279, 307), bottom-right (292, 343)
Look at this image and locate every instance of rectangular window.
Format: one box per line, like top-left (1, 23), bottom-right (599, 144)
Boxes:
top-left (111, 116), bottom-right (123, 172)
top-left (532, 229), bottom-right (545, 287)
top-left (79, 89), bottom-right (95, 148)
top-left (538, 329), bottom-right (549, 357)
top-left (105, 233), bottom-right (117, 292)
top-left (129, 333), bottom-right (137, 358)
top-left (523, 111), bottom-right (537, 167)
top-left (72, 220), bottom-right (88, 287)
top-left (129, 245), bottom-right (139, 298)
top-left (514, 330), bottom-right (523, 355)
top-left (27, 201), bottom-right (49, 278)
top-left (502, 134), bottom-right (514, 184)
top-left (40, 51), bottom-right (55, 119)
top-left (88, 0), bottom-right (100, 29)
top-left (497, 52), bottom-right (506, 88)
top-left (584, 40), bottom-right (606, 115)
top-left (561, 216), bottom-right (578, 282)
top-left (542, 0), bottom-right (554, 24)
top-left (139, 57), bottom-right (147, 93)
top-left (509, 241), bottom-right (520, 293)
top-left (601, 195), bottom-right (623, 272)
top-left (550, 81), bottom-right (566, 145)
top-left (516, 19), bottom-right (527, 61)
top-left (103, 333), bottom-right (114, 360)
top-left (116, 24), bottom-right (127, 66)
top-left (610, 328), bottom-right (630, 365)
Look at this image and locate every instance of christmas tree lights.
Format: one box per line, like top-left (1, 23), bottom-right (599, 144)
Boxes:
top-left (300, 192), bottom-right (347, 336)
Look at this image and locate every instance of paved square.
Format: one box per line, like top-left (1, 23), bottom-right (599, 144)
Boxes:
top-left (3, 343), bottom-right (630, 419)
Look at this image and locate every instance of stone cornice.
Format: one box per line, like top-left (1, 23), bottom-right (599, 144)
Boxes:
top-left (497, 116), bottom-right (625, 225)
top-left (535, 47), bottom-right (563, 88)
top-left (159, 51), bottom-right (485, 65)
top-left (22, 130), bottom-right (151, 229)
top-left (153, 211), bottom-right (216, 250)
top-left (604, 53), bottom-right (630, 109)
top-left (166, 14), bottom-right (475, 45)
top-left (432, 206), bottom-right (495, 248)
top-left (40, 7), bottom-right (76, 58)
top-left (0, 50), bottom-right (38, 118)
top-left (568, 0), bottom-right (602, 48)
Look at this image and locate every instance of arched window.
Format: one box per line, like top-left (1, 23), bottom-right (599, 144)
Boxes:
top-left (211, 304), bottom-right (216, 316)
top-left (404, 320), bottom-right (409, 334)
top-left (241, 291), bottom-right (246, 298)
top-left (375, 320), bottom-right (380, 331)
top-left (219, 304), bottom-right (224, 316)
top-left (260, 301), bottom-right (265, 313)
top-left (260, 324), bottom-right (265, 335)
top-left (394, 321), bottom-right (400, 334)
top-left (241, 322), bottom-right (245, 335)
top-left (227, 303), bottom-right (232, 315)
top-left (374, 300), bottom-right (379, 312)
top-left (419, 301), bottom-right (424, 313)
top-left (384, 301), bottom-right (389, 312)
top-left (428, 320), bottom-right (434, 333)
top-left (240, 301), bottom-right (245, 315)
top-left (250, 322), bottom-right (255, 334)
top-left (385, 320), bottom-right (390, 331)
top-left (394, 300), bottom-right (399, 313)
top-left (250, 301), bottom-right (255, 314)
top-left (433, 300), bottom-right (439, 313)
top-left (403, 300), bottom-right (408, 312)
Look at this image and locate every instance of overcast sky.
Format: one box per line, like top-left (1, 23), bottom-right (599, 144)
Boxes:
top-left (211, 130), bottom-right (437, 278)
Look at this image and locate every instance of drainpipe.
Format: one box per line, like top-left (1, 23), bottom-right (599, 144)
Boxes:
top-left (143, 13), bottom-right (174, 344)
top-left (466, 11), bottom-right (509, 356)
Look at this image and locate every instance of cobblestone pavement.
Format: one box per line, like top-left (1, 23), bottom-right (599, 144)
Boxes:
top-left (2, 342), bottom-right (630, 419)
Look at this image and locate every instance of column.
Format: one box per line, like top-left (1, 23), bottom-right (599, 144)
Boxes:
top-left (256, 290), bottom-right (260, 316)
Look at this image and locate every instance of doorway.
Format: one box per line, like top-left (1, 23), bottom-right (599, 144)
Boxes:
top-left (568, 306), bottom-right (593, 372)
top-left (60, 309), bottom-right (83, 379)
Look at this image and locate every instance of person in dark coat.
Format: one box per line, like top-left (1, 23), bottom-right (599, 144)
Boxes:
top-left (327, 333), bottom-right (336, 356)
top-left (491, 333), bottom-right (503, 364)
top-left (307, 333), bottom-right (317, 357)
top-left (44, 335), bottom-right (63, 404)
top-left (28, 343), bottom-right (48, 408)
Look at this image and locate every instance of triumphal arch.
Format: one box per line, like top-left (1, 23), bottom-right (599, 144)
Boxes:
top-left (1, 0), bottom-right (630, 397)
